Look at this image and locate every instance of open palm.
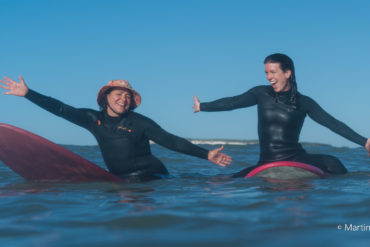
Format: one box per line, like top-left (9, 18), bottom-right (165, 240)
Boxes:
top-left (208, 146), bottom-right (232, 167)
top-left (0, 76), bottom-right (29, 96)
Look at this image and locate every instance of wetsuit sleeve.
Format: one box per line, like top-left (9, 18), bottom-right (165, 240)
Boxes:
top-left (200, 86), bottom-right (259, 111)
top-left (25, 89), bottom-right (94, 128)
top-left (141, 117), bottom-right (209, 159)
top-left (303, 96), bottom-right (367, 146)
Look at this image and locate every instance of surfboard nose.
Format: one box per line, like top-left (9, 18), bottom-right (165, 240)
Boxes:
top-left (0, 123), bottom-right (121, 182)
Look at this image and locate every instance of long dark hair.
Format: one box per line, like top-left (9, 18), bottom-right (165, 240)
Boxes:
top-left (264, 53), bottom-right (298, 107)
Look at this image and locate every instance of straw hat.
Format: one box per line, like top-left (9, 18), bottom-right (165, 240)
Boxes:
top-left (97, 79), bottom-right (141, 109)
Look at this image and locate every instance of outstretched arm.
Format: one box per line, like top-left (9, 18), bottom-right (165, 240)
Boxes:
top-left (1, 76), bottom-right (94, 129)
top-left (0, 76), bottom-right (29, 96)
top-left (142, 116), bottom-right (232, 167)
top-left (154, 131), bottom-right (232, 167)
top-left (304, 96), bottom-right (369, 154)
top-left (193, 86), bottom-right (260, 113)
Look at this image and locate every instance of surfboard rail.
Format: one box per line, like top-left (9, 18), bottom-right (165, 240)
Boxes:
top-left (246, 161), bottom-right (327, 178)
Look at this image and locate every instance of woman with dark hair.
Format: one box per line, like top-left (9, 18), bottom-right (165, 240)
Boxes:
top-left (193, 53), bottom-right (370, 177)
top-left (0, 77), bottom-right (232, 182)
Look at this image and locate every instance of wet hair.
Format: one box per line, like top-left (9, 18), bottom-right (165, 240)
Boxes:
top-left (99, 87), bottom-right (136, 112)
top-left (264, 53), bottom-right (298, 107)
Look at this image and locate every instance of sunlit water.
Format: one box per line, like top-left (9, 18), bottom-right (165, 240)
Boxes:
top-left (1, 143), bottom-right (370, 247)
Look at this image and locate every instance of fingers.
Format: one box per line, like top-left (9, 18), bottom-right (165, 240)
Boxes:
top-left (210, 145), bottom-right (232, 167)
top-left (0, 84), bottom-right (10, 90)
top-left (0, 78), bottom-right (11, 93)
top-left (0, 76), bottom-right (28, 96)
top-left (365, 139), bottom-right (370, 157)
top-left (193, 95), bottom-right (200, 113)
top-left (215, 159), bottom-right (231, 167)
top-left (217, 145), bottom-right (224, 152)
top-left (217, 160), bottom-right (227, 167)
top-left (223, 155), bottom-right (232, 165)
top-left (0, 78), bottom-right (11, 86)
top-left (0, 76), bottom-right (19, 86)
top-left (215, 151), bottom-right (232, 167)
top-left (3, 76), bottom-right (16, 84)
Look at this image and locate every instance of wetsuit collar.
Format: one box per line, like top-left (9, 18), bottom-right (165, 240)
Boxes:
top-left (103, 110), bottom-right (130, 120)
top-left (275, 88), bottom-right (292, 97)
top-left (269, 86), bottom-right (294, 105)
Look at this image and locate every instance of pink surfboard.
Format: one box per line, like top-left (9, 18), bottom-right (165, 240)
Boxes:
top-left (246, 161), bottom-right (326, 179)
top-left (0, 123), bottom-right (121, 182)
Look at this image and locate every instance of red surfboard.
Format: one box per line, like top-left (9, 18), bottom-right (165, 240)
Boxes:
top-left (0, 123), bottom-right (121, 182)
top-left (246, 161), bottom-right (326, 179)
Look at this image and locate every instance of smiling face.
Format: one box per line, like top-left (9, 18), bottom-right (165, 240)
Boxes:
top-left (265, 62), bottom-right (292, 92)
top-left (106, 88), bottom-right (132, 117)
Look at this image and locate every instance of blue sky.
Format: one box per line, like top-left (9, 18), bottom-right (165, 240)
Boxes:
top-left (1, 0), bottom-right (369, 148)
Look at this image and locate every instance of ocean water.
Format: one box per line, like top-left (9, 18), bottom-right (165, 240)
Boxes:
top-left (1, 142), bottom-right (370, 247)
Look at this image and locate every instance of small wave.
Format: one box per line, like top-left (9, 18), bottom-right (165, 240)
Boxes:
top-left (150, 139), bottom-right (258, 146)
top-left (189, 139), bottom-right (258, 145)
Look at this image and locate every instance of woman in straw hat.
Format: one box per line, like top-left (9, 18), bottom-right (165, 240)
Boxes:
top-left (1, 76), bottom-right (232, 181)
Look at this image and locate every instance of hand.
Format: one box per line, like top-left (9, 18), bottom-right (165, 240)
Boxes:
top-left (366, 138), bottom-right (370, 157)
top-left (0, 76), bottom-right (29, 97)
top-left (208, 146), bottom-right (232, 167)
top-left (192, 96), bottom-right (200, 113)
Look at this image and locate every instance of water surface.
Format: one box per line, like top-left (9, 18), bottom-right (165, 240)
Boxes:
top-left (1, 143), bottom-right (370, 247)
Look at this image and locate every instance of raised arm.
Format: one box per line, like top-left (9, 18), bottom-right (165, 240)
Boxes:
top-left (1, 76), bottom-right (95, 128)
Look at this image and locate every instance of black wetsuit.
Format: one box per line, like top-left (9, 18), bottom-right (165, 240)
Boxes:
top-left (200, 85), bottom-right (367, 176)
top-left (26, 89), bottom-right (209, 181)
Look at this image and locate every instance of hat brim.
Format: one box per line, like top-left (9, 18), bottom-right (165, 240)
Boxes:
top-left (97, 86), bottom-right (141, 109)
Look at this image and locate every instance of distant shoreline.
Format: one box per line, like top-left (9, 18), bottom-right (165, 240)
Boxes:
top-left (63, 139), bottom-right (356, 148)
top-left (186, 139), bottom-right (258, 146)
